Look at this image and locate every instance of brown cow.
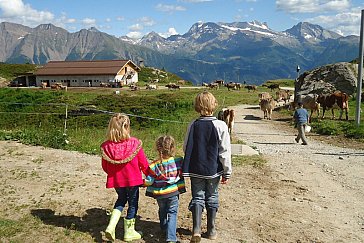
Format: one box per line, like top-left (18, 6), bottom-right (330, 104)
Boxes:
top-left (208, 83), bottom-right (219, 90)
top-left (263, 83), bottom-right (280, 91)
top-left (275, 89), bottom-right (292, 104)
top-left (258, 92), bottom-right (272, 101)
top-left (245, 85), bottom-right (257, 92)
top-left (225, 82), bottom-right (237, 91)
top-left (227, 109), bottom-right (235, 134)
top-left (217, 108), bottom-right (235, 134)
top-left (289, 94), bottom-right (320, 122)
top-left (317, 91), bottom-right (349, 120)
top-left (259, 98), bottom-right (276, 120)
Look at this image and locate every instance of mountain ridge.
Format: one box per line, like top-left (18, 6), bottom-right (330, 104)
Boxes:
top-left (0, 21), bottom-right (359, 85)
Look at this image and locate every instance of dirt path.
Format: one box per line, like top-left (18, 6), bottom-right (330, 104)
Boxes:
top-left (1, 104), bottom-right (364, 242)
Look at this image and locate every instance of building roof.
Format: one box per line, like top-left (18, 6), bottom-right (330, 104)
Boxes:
top-left (35, 60), bottom-right (140, 76)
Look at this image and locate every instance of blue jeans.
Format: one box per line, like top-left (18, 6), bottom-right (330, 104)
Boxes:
top-left (189, 177), bottom-right (220, 210)
top-left (114, 186), bottom-right (139, 219)
top-left (157, 195), bottom-right (179, 242)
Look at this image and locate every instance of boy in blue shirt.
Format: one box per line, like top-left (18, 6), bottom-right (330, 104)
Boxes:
top-left (293, 101), bottom-right (309, 145)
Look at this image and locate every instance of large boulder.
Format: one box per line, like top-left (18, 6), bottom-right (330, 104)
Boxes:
top-left (296, 62), bottom-right (359, 96)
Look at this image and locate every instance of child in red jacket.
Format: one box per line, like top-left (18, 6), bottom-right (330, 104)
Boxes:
top-left (101, 113), bottom-right (149, 242)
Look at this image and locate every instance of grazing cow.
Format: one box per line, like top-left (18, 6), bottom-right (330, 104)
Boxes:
top-left (225, 82), bottom-right (237, 91)
top-left (263, 83), bottom-right (280, 91)
top-left (275, 89), bottom-right (292, 104)
top-left (245, 85), bottom-right (257, 92)
top-left (208, 83), bottom-right (219, 90)
top-left (129, 84), bottom-right (140, 91)
top-left (289, 94), bottom-right (320, 122)
top-left (235, 83), bottom-right (242, 90)
top-left (317, 91), bottom-right (349, 120)
top-left (258, 92), bottom-right (272, 101)
top-left (146, 84), bottom-right (157, 90)
top-left (165, 83), bottom-right (180, 90)
top-left (214, 80), bottom-right (225, 86)
top-left (100, 82), bottom-right (111, 87)
top-left (40, 82), bottom-right (47, 89)
top-left (259, 98), bottom-right (276, 120)
top-left (50, 84), bottom-right (60, 90)
top-left (202, 82), bottom-right (209, 87)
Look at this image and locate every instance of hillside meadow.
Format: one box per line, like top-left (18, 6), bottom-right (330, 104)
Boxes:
top-left (0, 86), bottom-right (263, 158)
top-left (0, 84), bottom-right (363, 158)
top-left (0, 84), bottom-right (364, 242)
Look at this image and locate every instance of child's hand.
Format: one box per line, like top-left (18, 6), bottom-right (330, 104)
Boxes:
top-left (221, 177), bottom-right (229, 184)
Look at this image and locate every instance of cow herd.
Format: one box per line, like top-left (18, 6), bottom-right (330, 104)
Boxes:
top-left (259, 88), bottom-right (351, 121)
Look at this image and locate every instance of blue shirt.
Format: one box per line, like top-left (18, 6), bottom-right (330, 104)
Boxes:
top-left (294, 107), bottom-right (309, 125)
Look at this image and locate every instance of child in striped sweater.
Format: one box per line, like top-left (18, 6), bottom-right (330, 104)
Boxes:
top-left (144, 135), bottom-right (186, 243)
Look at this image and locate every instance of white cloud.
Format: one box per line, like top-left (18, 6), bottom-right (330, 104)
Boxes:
top-left (306, 8), bottom-right (362, 36)
top-left (128, 17), bottom-right (156, 33)
top-left (116, 16), bottom-right (124, 21)
top-left (276, 0), bottom-right (350, 13)
top-left (138, 16), bottom-right (156, 27)
top-left (105, 18), bottom-right (111, 22)
top-left (129, 23), bottom-right (143, 31)
top-left (126, 31), bottom-right (143, 39)
top-left (159, 27), bottom-right (179, 38)
top-left (155, 3), bottom-right (186, 13)
top-left (81, 18), bottom-right (96, 25)
top-left (0, 0), bottom-right (54, 25)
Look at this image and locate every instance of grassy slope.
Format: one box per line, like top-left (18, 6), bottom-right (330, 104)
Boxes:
top-left (1, 80), bottom-right (364, 242)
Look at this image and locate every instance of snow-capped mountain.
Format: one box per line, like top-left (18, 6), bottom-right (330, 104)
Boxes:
top-left (0, 20), bottom-right (358, 84)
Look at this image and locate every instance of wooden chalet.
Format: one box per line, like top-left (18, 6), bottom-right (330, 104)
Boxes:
top-left (35, 60), bottom-right (140, 87)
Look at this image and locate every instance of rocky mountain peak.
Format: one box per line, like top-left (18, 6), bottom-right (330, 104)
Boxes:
top-left (285, 22), bottom-right (341, 42)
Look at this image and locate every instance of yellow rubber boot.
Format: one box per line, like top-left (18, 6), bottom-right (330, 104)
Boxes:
top-left (105, 209), bottom-right (122, 241)
top-left (123, 218), bottom-right (142, 242)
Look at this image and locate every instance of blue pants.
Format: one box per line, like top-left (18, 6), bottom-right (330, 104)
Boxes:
top-left (114, 186), bottom-right (139, 219)
top-left (189, 177), bottom-right (220, 210)
top-left (157, 195), bottom-right (179, 242)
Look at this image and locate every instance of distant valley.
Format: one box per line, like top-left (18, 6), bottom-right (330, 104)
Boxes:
top-left (0, 21), bottom-right (359, 85)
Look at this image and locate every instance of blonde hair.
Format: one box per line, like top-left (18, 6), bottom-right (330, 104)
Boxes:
top-left (106, 113), bottom-right (130, 142)
top-left (155, 135), bottom-right (176, 161)
top-left (194, 91), bottom-right (218, 116)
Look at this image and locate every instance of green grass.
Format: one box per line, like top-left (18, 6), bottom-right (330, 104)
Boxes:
top-left (262, 79), bottom-right (295, 87)
top-left (0, 63), bottom-right (38, 80)
top-left (0, 216), bottom-right (93, 242)
top-left (0, 87), bottom-right (255, 157)
top-left (1, 83), bottom-right (363, 158)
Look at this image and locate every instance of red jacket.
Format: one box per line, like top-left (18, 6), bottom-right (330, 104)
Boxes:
top-left (101, 137), bottom-right (149, 188)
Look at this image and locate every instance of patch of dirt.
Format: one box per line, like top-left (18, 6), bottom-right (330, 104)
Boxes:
top-left (1, 104), bottom-right (364, 242)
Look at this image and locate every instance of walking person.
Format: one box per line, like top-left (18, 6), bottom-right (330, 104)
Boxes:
top-left (293, 101), bottom-right (309, 145)
top-left (144, 135), bottom-right (186, 243)
top-left (101, 113), bottom-right (150, 242)
top-left (182, 91), bottom-right (232, 242)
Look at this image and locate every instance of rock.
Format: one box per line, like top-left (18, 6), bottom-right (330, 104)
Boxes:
top-left (296, 62), bottom-right (358, 96)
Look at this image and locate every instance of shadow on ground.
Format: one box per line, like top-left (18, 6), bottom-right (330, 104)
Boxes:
top-left (31, 208), bottom-right (189, 242)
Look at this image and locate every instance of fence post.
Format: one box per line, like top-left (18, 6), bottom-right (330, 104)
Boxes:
top-left (64, 104), bottom-right (68, 135)
top-left (355, 9), bottom-right (364, 126)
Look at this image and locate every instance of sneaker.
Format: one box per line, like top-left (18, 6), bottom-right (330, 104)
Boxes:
top-left (302, 142), bottom-right (308, 145)
top-left (295, 138), bottom-right (299, 143)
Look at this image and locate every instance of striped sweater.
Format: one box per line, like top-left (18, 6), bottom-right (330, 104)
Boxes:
top-left (144, 157), bottom-right (186, 199)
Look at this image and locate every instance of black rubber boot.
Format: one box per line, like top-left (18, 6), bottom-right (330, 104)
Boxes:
top-left (190, 205), bottom-right (203, 243)
top-left (207, 208), bottom-right (217, 240)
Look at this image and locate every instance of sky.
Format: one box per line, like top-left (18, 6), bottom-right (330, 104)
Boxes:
top-left (0, 0), bottom-right (363, 39)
